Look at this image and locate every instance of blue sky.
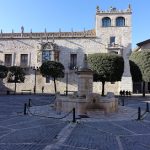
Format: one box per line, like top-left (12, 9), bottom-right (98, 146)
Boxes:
top-left (0, 0), bottom-right (149, 48)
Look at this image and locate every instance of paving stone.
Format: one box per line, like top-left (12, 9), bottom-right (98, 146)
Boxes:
top-left (0, 116), bottom-right (40, 126)
top-left (114, 120), bottom-right (150, 134)
top-left (144, 113), bottom-right (150, 121)
top-left (0, 144), bottom-right (46, 150)
top-left (85, 122), bottom-right (132, 136)
top-left (8, 118), bottom-right (61, 130)
top-left (64, 124), bottom-right (119, 150)
top-left (55, 145), bottom-right (87, 150)
top-left (0, 122), bottom-right (67, 144)
top-left (120, 135), bottom-right (150, 150)
top-left (0, 130), bottom-right (12, 138)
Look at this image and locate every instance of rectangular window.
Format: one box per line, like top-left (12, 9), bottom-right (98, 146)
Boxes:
top-left (110, 36), bottom-right (115, 45)
top-left (5, 54), bottom-right (12, 66)
top-left (20, 54), bottom-right (28, 67)
top-left (70, 54), bottom-right (77, 70)
top-left (45, 76), bottom-right (51, 83)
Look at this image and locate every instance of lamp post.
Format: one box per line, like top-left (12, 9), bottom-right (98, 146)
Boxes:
top-left (65, 68), bottom-right (69, 96)
top-left (33, 67), bottom-right (39, 94)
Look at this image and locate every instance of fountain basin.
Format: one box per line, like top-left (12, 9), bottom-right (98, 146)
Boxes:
top-left (55, 95), bottom-right (118, 115)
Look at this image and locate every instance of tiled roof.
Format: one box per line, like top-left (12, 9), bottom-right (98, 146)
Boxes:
top-left (137, 39), bottom-right (150, 47)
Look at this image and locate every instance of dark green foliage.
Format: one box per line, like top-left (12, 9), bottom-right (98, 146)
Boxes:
top-left (7, 66), bottom-right (25, 94)
top-left (88, 53), bottom-right (124, 82)
top-left (40, 61), bottom-right (64, 78)
top-left (129, 51), bottom-right (150, 96)
top-left (88, 53), bottom-right (124, 96)
top-left (7, 66), bottom-right (25, 83)
top-left (130, 51), bottom-right (150, 82)
top-left (0, 65), bottom-right (8, 78)
top-left (129, 60), bottom-right (142, 82)
top-left (40, 61), bottom-right (64, 93)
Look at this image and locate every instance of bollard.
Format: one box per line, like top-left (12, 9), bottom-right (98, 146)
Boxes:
top-left (28, 99), bottom-right (31, 107)
top-left (72, 108), bottom-right (76, 123)
top-left (7, 90), bottom-right (10, 95)
top-left (24, 103), bottom-right (27, 115)
top-left (146, 102), bottom-right (149, 112)
top-left (137, 107), bottom-right (141, 120)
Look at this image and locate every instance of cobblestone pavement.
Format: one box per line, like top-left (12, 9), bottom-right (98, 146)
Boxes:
top-left (0, 95), bottom-right (150, 150)
top-left (0, 95), bottom-right (67, 150)
top-left (50, 96), bottom-right (150, 150)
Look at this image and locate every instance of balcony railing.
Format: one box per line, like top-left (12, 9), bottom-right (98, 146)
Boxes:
top-left (107, 43), bottom-right (122, 50)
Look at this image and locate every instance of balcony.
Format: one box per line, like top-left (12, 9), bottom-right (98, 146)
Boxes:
top-left (107, 43), bottom-right (122, 50)
top-left (69, 65), bottom-right (78, 70)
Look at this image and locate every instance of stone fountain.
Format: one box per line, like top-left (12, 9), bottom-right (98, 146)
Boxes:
top-left (55, 54), bottom-right (118, 115)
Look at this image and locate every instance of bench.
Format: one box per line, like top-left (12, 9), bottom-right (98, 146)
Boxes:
top-left (64, 90), bottom-right (77, 95)
top-left (21, 90), bottom-right (32, 95)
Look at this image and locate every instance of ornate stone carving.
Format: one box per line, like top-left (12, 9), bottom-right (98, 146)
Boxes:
top-left (37, 50), bottom-right (42, 63)
top-left (21, 26), bottom-right (24, 33)
top-left (96, 6), bottom-right (100, 12)
top-left (41, 42), bottom-right (53, 50)
top-left (127, 4), bottom-right (132, 12)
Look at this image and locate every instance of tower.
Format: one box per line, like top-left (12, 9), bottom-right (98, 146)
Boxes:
top-left (95, 5), bottom-right (133, 92)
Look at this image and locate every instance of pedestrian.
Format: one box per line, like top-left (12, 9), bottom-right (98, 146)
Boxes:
top-left (42, 86), bottom-right (44, 93)
top-left (126, 90), bottom-right (129, 96)
top-left (129, 91), bottom-right (131, 96)
top-left (122, 90), bottom-right (125, 96)
top-left (120, 90), bottom-right (123, 96)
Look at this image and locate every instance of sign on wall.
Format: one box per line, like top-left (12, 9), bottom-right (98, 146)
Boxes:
top-left (42, 50), bottom-right (51, 62)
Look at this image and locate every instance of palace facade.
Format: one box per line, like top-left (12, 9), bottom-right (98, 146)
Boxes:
top-left (0, 5), bottom-right (132, 94)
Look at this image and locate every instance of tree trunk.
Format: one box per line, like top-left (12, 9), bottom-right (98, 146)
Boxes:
top-left (142, 81), bottom-right (145, 97)
top-left (53, 77), bottom-right (57, 93)
top-left (101, 81), bottom-right (105, 96)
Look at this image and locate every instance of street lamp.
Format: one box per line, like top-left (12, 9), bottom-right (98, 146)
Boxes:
top-left (33, 66), bottom-right (39, 94)
top-left (65, 68), bottom-right (69, 96)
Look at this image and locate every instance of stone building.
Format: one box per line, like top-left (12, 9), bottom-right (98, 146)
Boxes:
top-left (0, 5), bottom-right (132, 94)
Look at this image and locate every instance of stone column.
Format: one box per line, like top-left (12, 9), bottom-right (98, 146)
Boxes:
top-left (77, 54), bottom-right (93, 97)
top-left (77, 71), bottom-right (93, 97)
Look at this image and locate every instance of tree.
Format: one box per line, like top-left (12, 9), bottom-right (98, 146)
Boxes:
top-left (88, 53), bottom-right (124, 96)
top-left (0, 65), bottom-right (8, 79)
top-left (7, 66), bottom-right (25, 94)
top-left (129, 51), bottom-right (150, 96)
top-left (40, 61), bottom-right (64, 93)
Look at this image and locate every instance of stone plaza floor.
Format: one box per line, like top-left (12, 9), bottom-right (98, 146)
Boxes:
top-left (0, 95), bottom-right (150, 150)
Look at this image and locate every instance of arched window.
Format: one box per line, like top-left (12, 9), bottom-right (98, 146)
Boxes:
top-left (102, 17), bottom-right (111, 27)
top-left (116, 17), bottom-right (125, 27)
